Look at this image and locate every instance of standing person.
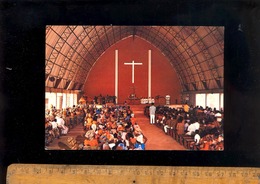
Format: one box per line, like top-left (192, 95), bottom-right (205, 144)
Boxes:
top-left (149, 103), bottom-right (156, 124)
top-left (183, 103), bottom-right (190, 114)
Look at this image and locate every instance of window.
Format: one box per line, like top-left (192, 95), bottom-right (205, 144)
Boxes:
top-left (207, 93), bottom-right (219, 110)
top-left (196, 94), bottom-right (206, 107)
top-left (196, 93), bottom-right (223, 110)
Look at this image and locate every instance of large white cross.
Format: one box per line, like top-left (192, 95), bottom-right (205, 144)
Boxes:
top-left (124, 60), bottom-right (143, 83)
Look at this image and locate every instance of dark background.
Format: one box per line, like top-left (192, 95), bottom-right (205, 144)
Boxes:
top-left (1, 0), bottom-right (260, 183)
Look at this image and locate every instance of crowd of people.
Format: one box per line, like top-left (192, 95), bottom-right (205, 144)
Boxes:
top-left (145, 104), bottom-right (224, 150)
top-left (45, 103), bottom-right (148, 150)
top-left (45, 105), bottom-right (82, 146)
top-left (45, 99), bottom-right (224, 151)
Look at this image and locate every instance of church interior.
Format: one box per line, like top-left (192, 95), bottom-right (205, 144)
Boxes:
top-left (45, 26), bottom-right (224, 151)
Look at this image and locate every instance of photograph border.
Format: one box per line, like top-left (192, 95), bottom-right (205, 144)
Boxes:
top-left (1, 2), bottom-right (260, 183)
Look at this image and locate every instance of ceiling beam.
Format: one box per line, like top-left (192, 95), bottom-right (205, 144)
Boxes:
top-left (202, 81), bottom-right (208, 90)
top-left (54, 78), bottom-right (62, 88)
top-left (192, 82), bottom-right (197, 91)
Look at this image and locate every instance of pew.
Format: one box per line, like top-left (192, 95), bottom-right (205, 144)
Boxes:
top-left (180, 135), bottom-right (194, 149)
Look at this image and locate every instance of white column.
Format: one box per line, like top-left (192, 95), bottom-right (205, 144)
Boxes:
top-left (74, 93), bottom-right (77, 105)
top-left (70, 93), bottom-right (74, 107)
top-left (205, 93), bottom-right (208, 108)
top-left (220, 93), bottom-right (224, 111)
top-left (62, 93), bottom-right (66, 109)
top-left (115, 50), bottom-right (118, 104)
top-left (49, 92), bottom-right (56, 108)
top-left (55, 93), bottom-right (58, 108)
top-left (148, 50), bottom-right (152, 98)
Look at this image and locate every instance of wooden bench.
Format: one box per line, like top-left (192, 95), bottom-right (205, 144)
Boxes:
top-left (189, 142), bottom-right (201, 150)
top-left (167, 128), bottom-right (177, 139)
top-left (180, 135), bottom-right (194, 149)
top-left (172, 129), bottom-right (178, 140)
top-left (167, 128), bottom-right (173, 137)
top-left (184, 138), bottom-right (195, 150)
top-left (176, 134), bottom-right (184, 144)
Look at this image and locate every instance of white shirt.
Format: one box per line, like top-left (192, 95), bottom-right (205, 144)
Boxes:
top-left (193, 122), bottom-right (200, 130)
top-left (56, 117), bottom-right (65, 127)
top-left (125, 139), bottom-right (130, 147)
top-left (215, 112), bottom-right (222, 117)
top-left (186, 124), bottom-right (196, 135)
top-left (149, 105), bottom-right (156, 115)
top-left (215, 112), bottom-right (222, 122)
top-left (184, 122), bottom-right (189, 131)
top-left (121, 132), bottom-right (127, 140)
top-left (50, 121), bottom-right (58, 129)
top-left (194, 134), bottom-right (201, 144)
top-left (135, 134), bottom-right (144, 144)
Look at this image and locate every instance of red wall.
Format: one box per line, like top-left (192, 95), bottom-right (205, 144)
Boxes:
top-left (84, 36), bottom-right (181, 104)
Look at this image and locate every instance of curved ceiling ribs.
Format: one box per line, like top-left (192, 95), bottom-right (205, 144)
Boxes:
top-left (45, 26), bottom-right (224, 93)
top-left (176, 27), bottom-right (203, 90)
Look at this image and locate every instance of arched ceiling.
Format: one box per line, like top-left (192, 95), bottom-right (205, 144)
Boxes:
top-left (45, 26), bottom-right (224, 92)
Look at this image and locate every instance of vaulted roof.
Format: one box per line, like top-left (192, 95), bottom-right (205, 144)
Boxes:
top-left (45, 26), bottom-right (224, 92)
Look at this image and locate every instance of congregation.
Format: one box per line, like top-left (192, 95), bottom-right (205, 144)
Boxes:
top-left (45, 101), bottom-right (224, 151)
top-left (144, 104), bottom-right (224, 150)
top-left (45, 103), bottom-right (147, 150)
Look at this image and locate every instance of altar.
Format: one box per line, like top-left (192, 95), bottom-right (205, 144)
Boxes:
top-left (127, 94), bottom-right (140, 104)
top-left (164, 104), bottom-right (184, 110)
top-left (140, 98), bottom-right (155, 104)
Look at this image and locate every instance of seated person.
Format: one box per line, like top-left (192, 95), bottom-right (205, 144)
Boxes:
top-left (134, 131), bottom-right (147, 150)
top-left (163, 115), bottom-right (171, 134)
top-left (186, 118), bottom-right (199, 136)
top-left (84, 130), bottom-right (98, 149)
top-left (194, 130), bottom-right (201, 145)
top-left (186, 123), bottom-right (196, 135)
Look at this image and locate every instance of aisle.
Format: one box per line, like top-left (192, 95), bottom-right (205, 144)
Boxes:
top-left (130, 105), bottom-right (186, 150)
